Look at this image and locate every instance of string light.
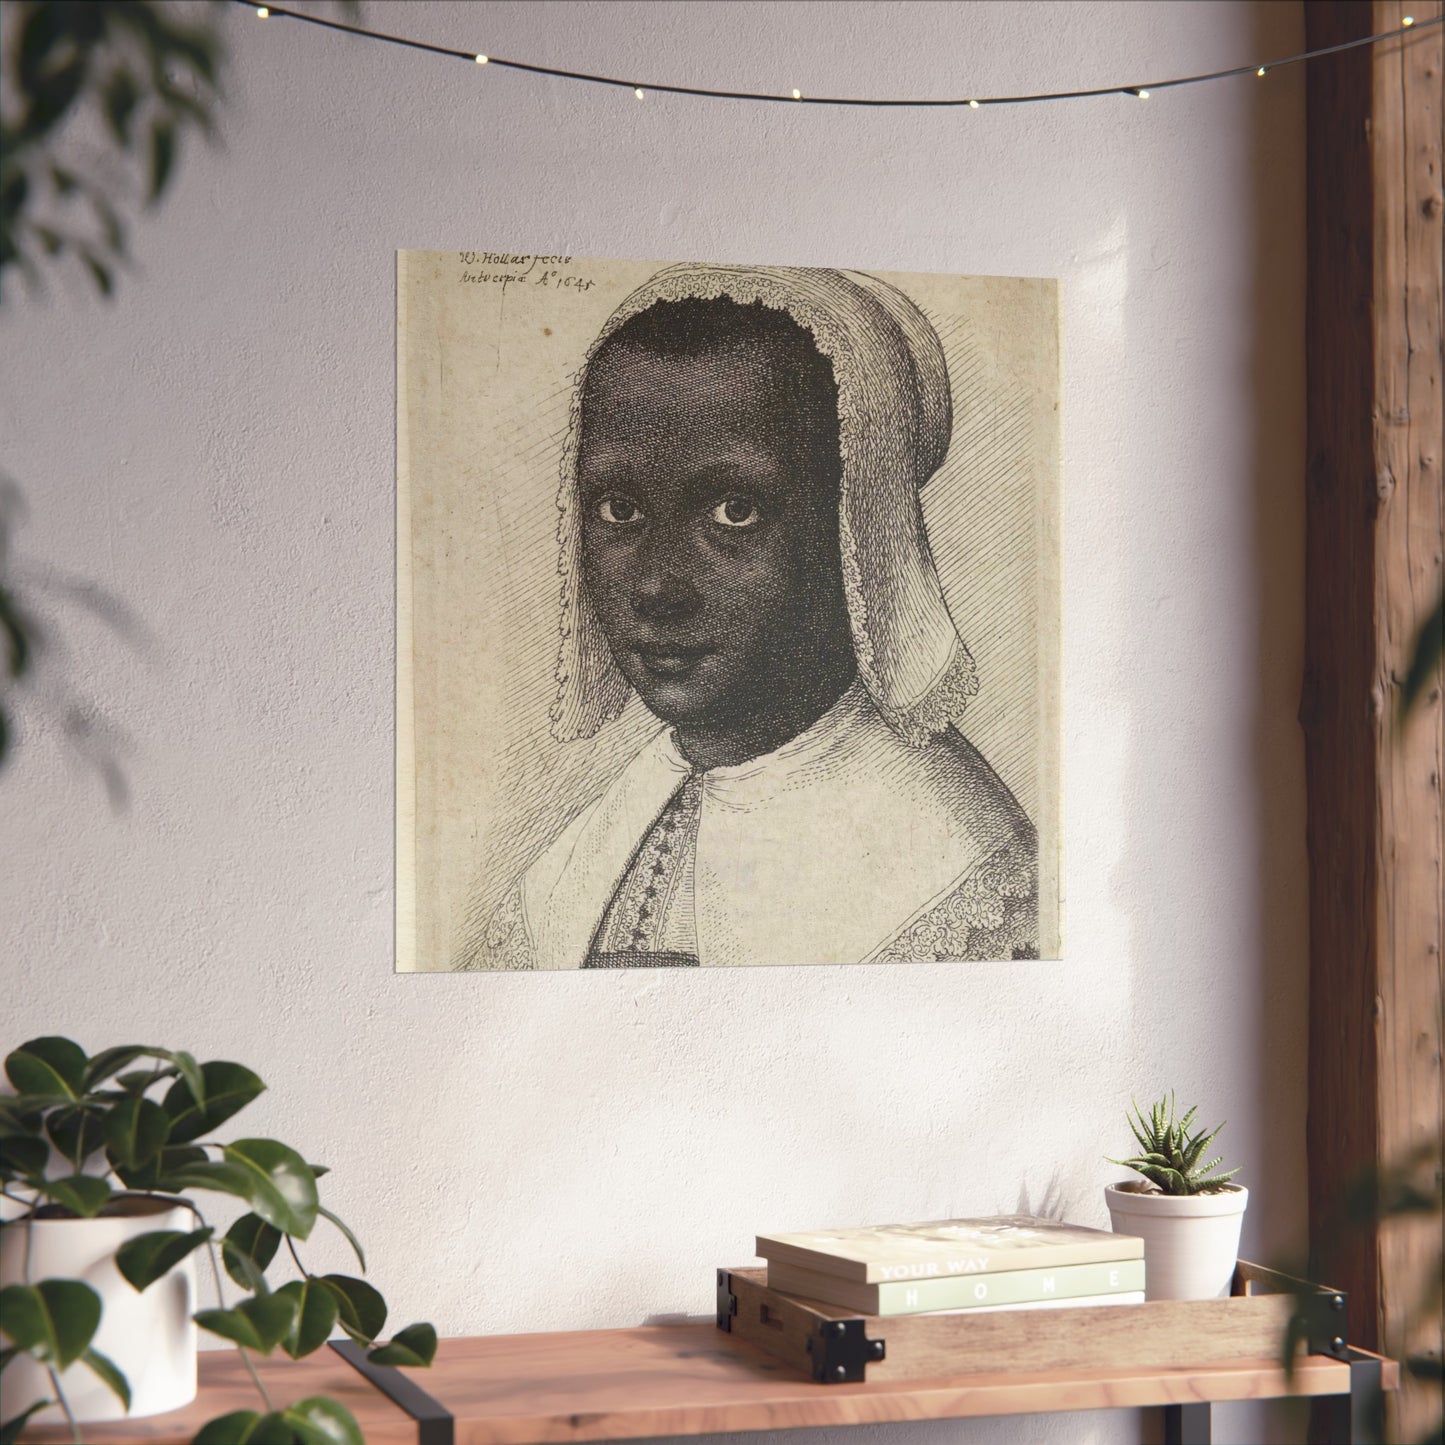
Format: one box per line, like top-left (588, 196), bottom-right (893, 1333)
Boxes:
top-left (236, 2), bottom-right (1440, 110)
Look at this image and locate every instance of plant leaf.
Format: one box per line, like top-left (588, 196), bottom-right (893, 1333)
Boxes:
top-left (88, 1047), bottom-right (204, 1108)
top-left (82, 253), bottom-right (113, 297)
top-left (0, 1096), bottom-right (45, 1137)
top-left (6, 1037), bottom-right (87, 1099)
top-left (318, 1274), bottom-right (386, 1345)
top-left (282, 1397), bottom-right (365, 1445)
top-left (366, 1322), bottom-right (437, 1368)
top-left (195, 1292), bottom-right (298, 1355)
top-left (148, 118), bottom-right (176, 202)
top-left (318, 1206), bottom-right (365, 1273)
top-left (114, 1066), bottom-right (177, 1093)
top-left (163, 1158), bottom-right (257, 1203)
top-left (0, 1280), bottom-right (101, 1367)
top-left (168, 1051), bottom-right (205, 1112)
top-left (1406, 1353), bottom-right (1445, 1383)
top-left (192, 1410), bottom-right (299, 1445)
top-left (220, 1139), bottom-right (318, 1240)
top-left (193, 1411), bottom-right (263, 1445)
top-left (81, 1346), bottom-right (131, 1409)
top-left (35, 1173), bottom-right (112, 1216)
top-left (0, 1400), bottom-right (54, 1445)
top-left (85, 1045), bottom-right (165, 1090)
top-left (102, 68), bottom-right (140, 144)
top-left (116, 1226), bottom-right (213, 1291)
top-left (162, 1061), bottom-right (264, 1144)
top-left (222, 1212), bottom-right (281, 1289)
top-left (104, 1094), bottom-right (171, 1168)
top-left (276, 1277), bottom-right (339, 1359)
top-left (0, 1134), bottom-right (48, 1180)
top-left (1400, 588), bottom-right (1444, 720)
top-left (45, 1104), bottom-right (107, 1167)
top-left (114, 1141), bottom-right (207, 1192)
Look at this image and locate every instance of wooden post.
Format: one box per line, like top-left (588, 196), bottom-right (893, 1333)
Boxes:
top-left (1303, 2), bottom-right (1444, 1440)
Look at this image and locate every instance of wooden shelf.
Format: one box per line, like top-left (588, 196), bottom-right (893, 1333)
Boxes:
top-left (20, 1322), bottom-right (1399, 1445)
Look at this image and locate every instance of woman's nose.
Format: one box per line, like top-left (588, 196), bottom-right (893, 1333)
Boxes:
top-left (630, 530), bottom-right (703, 622)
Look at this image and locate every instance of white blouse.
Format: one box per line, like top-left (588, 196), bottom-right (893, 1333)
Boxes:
top-left (480, 681), bottom-right (1037, 970)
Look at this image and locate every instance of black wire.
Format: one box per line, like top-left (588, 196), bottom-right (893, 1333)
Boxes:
top-left (232, 2), bottom-right (1442, 109)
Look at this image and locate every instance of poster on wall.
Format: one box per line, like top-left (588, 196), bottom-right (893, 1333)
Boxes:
top-left (397, 251), bottom-right (1061, 971)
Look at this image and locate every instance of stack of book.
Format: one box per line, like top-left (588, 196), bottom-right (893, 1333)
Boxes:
top-left (756, 1215), bottom-right (1145, 1317)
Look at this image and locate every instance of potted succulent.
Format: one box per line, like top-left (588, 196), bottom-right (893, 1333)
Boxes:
top-left (1104, 1091), bottom-right (1247, 1301)
top-left (0, 1036), bottom-right (436, 1444)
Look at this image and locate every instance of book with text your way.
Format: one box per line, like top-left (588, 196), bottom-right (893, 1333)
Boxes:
top-left (757, 1214), bottom-right (1145, 1285)
top-left (765, 1256), bottom-right (1147, 1316)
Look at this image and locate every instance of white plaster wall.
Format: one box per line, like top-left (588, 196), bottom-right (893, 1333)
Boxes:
top-left (1, 2), bottom-right (1307, 1441)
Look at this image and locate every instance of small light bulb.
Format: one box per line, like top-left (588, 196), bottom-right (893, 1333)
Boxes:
top-left (256, 4), bottom-right (269, 14)
top-left (475, 53), bottom-right (488, 64)
top-left (968, 99), bottom-right (980, 109)
top-left (792, 88), bottom-right (802, 100)
top-left (1137, 89), bottom-right (1149, 100)
top-left (1257, 66), bottom-right (1267, 77)
top-left (1402, 14), bottom-right (1415, 24)
top-left (634, 86), bottom-right (644, 100)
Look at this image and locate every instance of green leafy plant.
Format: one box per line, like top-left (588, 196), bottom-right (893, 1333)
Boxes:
top-left (1, 0), bottom-right (224, 302)
top-left (1, 0), bottom-right (224, 780)
top-left (1107, 1091), bottom-right (1242, 1196)
top-left (0, 1036), bottom-right (437, 1444)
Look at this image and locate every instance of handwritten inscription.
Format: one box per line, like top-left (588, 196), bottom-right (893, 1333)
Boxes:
top-left (458, 252), bottom-right (595, 294)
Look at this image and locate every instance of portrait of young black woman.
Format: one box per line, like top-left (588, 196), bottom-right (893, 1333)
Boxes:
top-left (470, 264), bottom-right (1040, 971)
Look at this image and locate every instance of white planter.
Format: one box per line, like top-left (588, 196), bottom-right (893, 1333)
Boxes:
top-left (0, 1194), bottom-right (198, 1423)
top-left (1105, 1181), bottom-right (1248, 1301)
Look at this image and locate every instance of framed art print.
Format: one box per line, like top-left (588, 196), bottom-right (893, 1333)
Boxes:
top-left (397, 252), bottom-right (1061, 971)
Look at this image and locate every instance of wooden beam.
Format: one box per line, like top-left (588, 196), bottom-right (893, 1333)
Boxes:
top-left (1303, 2), bottom-right (1444, 1440)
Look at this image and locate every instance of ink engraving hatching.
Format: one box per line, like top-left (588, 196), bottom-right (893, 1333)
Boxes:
top-left (397, 254), bottom-right (1061, 971)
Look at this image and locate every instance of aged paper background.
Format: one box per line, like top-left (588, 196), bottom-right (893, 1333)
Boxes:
top-left (397, 251), bottom-right (1061, 971)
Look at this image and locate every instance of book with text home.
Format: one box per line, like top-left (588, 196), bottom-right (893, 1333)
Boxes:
top-left (756, 1215), bottom-right (1143, 1284)
top-left (938, 1290), bottom-right (1145, 1315)
top-left (766, 1257), bottom-right (1146, 1315)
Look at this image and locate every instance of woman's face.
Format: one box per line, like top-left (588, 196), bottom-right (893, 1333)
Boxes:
top-left (577, 338), bottom-right (853, 738)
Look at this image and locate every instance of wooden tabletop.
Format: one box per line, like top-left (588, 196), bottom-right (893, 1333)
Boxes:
top-left (20, 1348), bottom-right (416, 1445)
top-left (21, 1323), bottom-right (1399, 1445)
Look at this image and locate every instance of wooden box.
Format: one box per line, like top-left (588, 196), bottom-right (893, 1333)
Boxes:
top-left (717, 1260), bottom-right (1353, 1384)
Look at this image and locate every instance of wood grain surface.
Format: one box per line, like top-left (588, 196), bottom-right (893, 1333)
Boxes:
top-left (18, 1348), bottom-right (417, 1445)
top-left (725, 1265), bottom-right (1299, 1382)
top-left (1303, 3), bottom-right (1444, 1440)
top-left (1371, 11), bottom-right (1445, 1444)
top-left (14, 1323), bottom-right (1399, 1445)
top-left (425, 1324), bottom-right (1393, 1445)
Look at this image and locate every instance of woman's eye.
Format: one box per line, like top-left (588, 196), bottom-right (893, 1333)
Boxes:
top-left (597, 496), bottom-right (642, 525)
top-left (711, 497), bottom-right (759, 528)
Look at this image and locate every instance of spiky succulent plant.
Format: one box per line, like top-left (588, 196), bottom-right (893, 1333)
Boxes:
top-left (1108, 1091), bottom-right (1242, 1196)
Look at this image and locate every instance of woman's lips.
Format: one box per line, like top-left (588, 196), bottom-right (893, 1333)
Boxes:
top-left (633, 643), bottom-right (714, 678)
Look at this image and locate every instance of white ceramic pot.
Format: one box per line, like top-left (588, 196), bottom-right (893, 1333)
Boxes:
top-left (0, 1194), bottom-right (198, 1422)
top-left (1104, 1180), bottom-right (1249, 1301)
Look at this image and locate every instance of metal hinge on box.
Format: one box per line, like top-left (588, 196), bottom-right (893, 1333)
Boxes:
top-left (804, 1316), bottom-right (887, 1383)
top-left (716, 1267), bottom-right (738, 1331)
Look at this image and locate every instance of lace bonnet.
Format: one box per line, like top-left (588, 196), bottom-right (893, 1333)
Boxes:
top-left (549, 263), bottom-right (977, 746)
